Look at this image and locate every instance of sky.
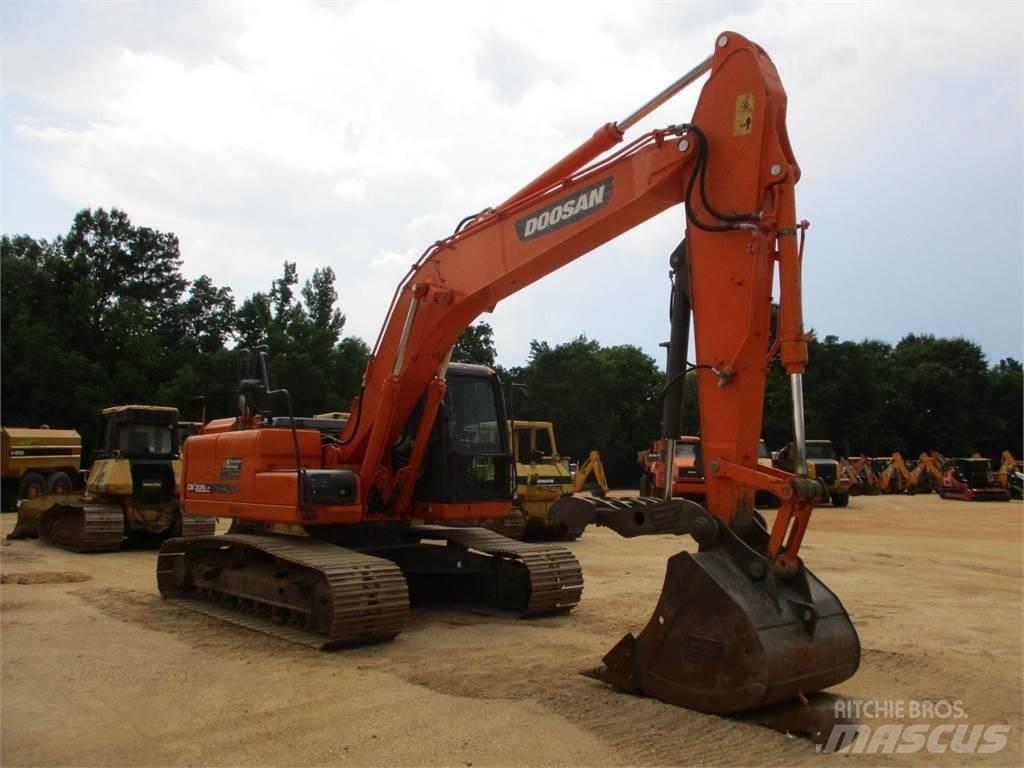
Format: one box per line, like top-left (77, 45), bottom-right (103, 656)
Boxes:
top-left (1, 0), bottom-right (1022, 367)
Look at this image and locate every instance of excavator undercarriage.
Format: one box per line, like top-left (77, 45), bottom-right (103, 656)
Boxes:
top-left (158, 525), bottom-right (582, 648)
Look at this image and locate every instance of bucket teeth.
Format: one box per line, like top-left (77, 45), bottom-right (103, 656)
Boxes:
top-left (583, 633), bottom-right (639, 692)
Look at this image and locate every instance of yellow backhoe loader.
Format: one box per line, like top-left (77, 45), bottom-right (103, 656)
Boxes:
top-left (875, 454), bottom-right (906, 494)
top-left (510, 420), bottom-right (608, 541)
top-left (993, 451), bottom-right (1022, 499)
top-left (904, 452), bottom-right (943, 494)
top-left (839, 455), bottom-right (879, 495)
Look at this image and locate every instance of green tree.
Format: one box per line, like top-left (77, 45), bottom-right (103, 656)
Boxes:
top-left (236, 262), bottom-right (368, 418)
top-left (171, 275), bottom-right (236, 355)
top-left (452, 322), bottom-right (497, 367)
top-left (983, 358), bottom-right (1023, 457)
top-left (514, 336), bottom-right (661, 485)
top-left (888, 334), bottom-right (991, 454)
top-left (1, 209), bottom-right (196, 451)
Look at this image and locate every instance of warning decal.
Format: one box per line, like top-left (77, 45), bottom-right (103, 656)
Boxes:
top-left (733, 93), bottom-right (754, 135)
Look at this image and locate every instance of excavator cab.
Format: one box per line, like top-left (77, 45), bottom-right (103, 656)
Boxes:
top-left (412, 363), bottom-right (513, 505)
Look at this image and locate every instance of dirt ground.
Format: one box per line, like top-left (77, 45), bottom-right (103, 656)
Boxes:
top-left (2, 494), bottom-right (1021, 767)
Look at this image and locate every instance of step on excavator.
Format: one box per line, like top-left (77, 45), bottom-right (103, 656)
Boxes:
top-left (158, 32), bottom-right (859, 720)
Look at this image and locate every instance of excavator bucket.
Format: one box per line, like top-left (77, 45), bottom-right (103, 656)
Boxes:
top-left (559, 496), bottom-right (861, 714)
top-left (586, 532), bottom-right (860, 714)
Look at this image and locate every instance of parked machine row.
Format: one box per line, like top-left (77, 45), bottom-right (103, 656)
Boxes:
top-left (840, 450), bottom-right (1017, 500)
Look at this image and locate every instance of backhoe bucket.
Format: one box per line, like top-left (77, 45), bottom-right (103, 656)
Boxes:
top-left (588, 541), bottom-right (860, 714)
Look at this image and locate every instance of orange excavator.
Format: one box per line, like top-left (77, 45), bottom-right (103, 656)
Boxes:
top-left (158, 32), bottom-right (859, 716)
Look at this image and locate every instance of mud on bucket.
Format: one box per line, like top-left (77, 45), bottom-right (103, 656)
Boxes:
top-left (586, 544), bottom-right (860, 714)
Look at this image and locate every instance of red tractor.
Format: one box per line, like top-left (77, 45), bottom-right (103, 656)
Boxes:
top-left (939, 458), bottom-right (1011, 501)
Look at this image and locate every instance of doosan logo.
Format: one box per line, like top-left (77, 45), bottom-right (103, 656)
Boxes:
top-left (516, 178), bottom-right (614, 241)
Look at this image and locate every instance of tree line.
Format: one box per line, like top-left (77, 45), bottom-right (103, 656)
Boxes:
top-left (1, 208), bottom-right (369, 453)
top-left (450, 325), bottom-right (1021, 486)
top-left (3, 208), bottom-right (1020, 486)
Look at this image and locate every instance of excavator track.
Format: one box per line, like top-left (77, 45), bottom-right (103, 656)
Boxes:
top-left (39, 503), bottom-right (124, 553)
top-left (157, 534), bottom-right (410, 649)
top-left (489, 507), bottom-right (527, 540)
top-left (410, 525), bottom-right (583, 615)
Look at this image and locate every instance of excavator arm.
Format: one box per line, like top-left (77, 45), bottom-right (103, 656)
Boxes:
top-left (324, 31), bottom-right (820, 571)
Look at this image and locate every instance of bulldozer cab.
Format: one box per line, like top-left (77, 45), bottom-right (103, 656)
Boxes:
top-left (95, 406), bottom-right (179, 461)
top-left (91, 406), bottom-right (180, 503)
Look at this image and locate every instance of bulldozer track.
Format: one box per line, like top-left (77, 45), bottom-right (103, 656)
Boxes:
top-left (157, 534), bottom-right (410, 649)
top-left (411, 525), bottom-right (583, 615)
top-left (39, 503), bottom-right (124, 553)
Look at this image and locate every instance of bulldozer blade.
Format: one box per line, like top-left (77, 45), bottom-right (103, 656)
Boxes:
top-left (7, 494), bottom-right (78, 540)
top-left (586, 542), bottom-right (860, 714)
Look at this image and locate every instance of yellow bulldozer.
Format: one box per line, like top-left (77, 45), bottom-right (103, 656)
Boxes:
top-left (8, 405), bottom-right (215, 551)
top-left (510, 420), bottom-right (608, 541)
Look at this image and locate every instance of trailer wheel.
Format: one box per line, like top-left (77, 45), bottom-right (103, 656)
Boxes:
top-left (46, 471), bottom-right (73, 495)
top-left (18, 472), bottom-right (46, 500)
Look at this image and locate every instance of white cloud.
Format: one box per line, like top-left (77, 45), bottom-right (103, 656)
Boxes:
top-left (333, 178), bottom-right (369, 203)
top-left (370, 248), bottom-right (416, 272)
top-left (1, 0), bottom-right (1021, 364)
